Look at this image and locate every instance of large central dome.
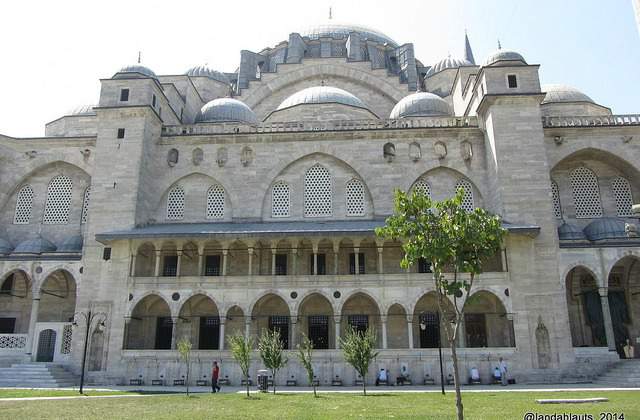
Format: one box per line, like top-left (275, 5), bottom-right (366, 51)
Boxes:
top-left (298, 23), bottom-right (397, 47)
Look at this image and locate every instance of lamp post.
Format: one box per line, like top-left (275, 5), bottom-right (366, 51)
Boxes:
top-left (419, 311), bottom-right (445, 395)
top-left (73, 310), bottom-right (107, 394)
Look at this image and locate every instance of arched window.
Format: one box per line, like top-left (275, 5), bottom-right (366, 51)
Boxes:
top-left (81, 186), bottom-right (91, 224)
top-left (43, 175), bottom-right (73, 224)
top-left (570, 167), bottom-right (602, 218)
top-left (206, 185), bottom-right (225, 219)
top-left (272, 182), bottom-right (290, 218)
top-left (455, 179), bottom-right (474, 212)
top-left (412, 180), bottom-right (431, 199)
top-left (551, 181), bottom-right (562, 219)
top-left (166, 186), bottom-right (185, 220)
top-left (304, 165), bottom-right (332, 217)
top-left (345, 179), bottom-right (365, 216)
top-left (612, 176), bottom-right (633, 217)
top-left (13, 185), bottom-right (34, 224)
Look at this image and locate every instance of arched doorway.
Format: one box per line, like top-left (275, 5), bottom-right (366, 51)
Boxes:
top-left (224, 306), bottom-right (245, 348)
top-left (36, 329), bottom-right (56, 362)
top-left (608, 256), bottom-right (639, 356)
top-left (38, 270), bottom-right (76, 323)
top-left (251, 294), bottom-right (291, 349)
top-left (340, 292), bottom-right (381, 347)
top-left (412, 292), bottom-right (452, 349)
top-left (125, 294), bottom-right (172, 349)
top-left (565, 266), bottom-right (605, 347)
top-left (297, 293), bottom-right (334, 349)
top-left (463, 291), bottom-right (515, 347)
top-left (0, 270), bottom-right (32, 334)
top-left (177, 294), bottom-right (220, 350)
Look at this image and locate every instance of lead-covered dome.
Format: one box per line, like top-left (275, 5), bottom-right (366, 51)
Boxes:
top-left (196, 98), bottom-right (257, 124)
top-left (583, 218), bottom-right (627, 241)
top-left (185, 65), bottom-right (230, 84)
top-left (66, 104), bottom-right (96, 116)
top-left (13, 236), bottom-right (57, 254)
top-left (484, 50), bottom-right (527, 67)
top-left (557, 223), bottom-right (587, 241)
top-left (277, 86), bottom-right (368, 111)
top-left (58, 235), bottom-right (83, 253)
top-left (0, 238), bottom-right (13, 255)
top-left (426, 56), bottom-right (474, 77)
top-left (389, 92), bottom-right (451, 119)
top-left (113, 64), bottom-right (157, 79)
top-left (542, 84), bottom-right (595, 105)
top-left (299, 23), bottom-right (397, 46)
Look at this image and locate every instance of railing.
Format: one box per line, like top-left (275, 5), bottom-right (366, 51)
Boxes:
top-left (161, 116), bottom-right (479, 136)
top-left (0, 334), bottom-right (27, 353)
top-left (542, 114), bottom-right (640, 128)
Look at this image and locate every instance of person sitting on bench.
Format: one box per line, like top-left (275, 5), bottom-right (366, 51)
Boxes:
top-left (469, 367), bottom-right (481, 384)
top-left (493, 367), bottom-right (501, 384)
top-left (375, 368), bottom-right (387, 386)
top-left (396, 365), bottom-right (410, 385)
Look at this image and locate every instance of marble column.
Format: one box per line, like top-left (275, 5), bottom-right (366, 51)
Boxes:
top-left (334, 316), bottom-right (341, 349)
top-left (222, 249), bottom-right (228, 276)
top-left (291, 247), bottom-right (298, 275)
top-left (290, 317), bottom-right (297, 349)
top-left (377, 246), bottom-right (384, 274)
top-left (407, 316), bottom-right (414, 350)
top-left (245, 318), bottom-right (252, 340)
top-left (130, 254), bottom-right (137, 277)
top-left (354, 247), bottom-right (360, 275)
top-left (381, 315), bottom-right (388, 349)
top-left (176, 250), bottom-right (183, 277)
top-left (248, 248), bottom-right (253, 276)
top-left (197, 252), bottom-right (204, 276)
top-left (25, 293), bottom-right (41, 358)
top-left (219, 319), bottom-right (225, 350)
top-left (599, 288), bottom-right (617, 351)
top-left (171, 317), bottom-right (178, 349)
top-left (271, 248), bottom-right (277, 276)
top-left (154, 250), bottom-right (162, 277)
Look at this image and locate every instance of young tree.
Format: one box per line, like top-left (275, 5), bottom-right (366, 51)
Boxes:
top-left (258, 329), bottom-right (288, 394)
top-left (340, 327), bottom-right (379, 396)
top-left (296, 334), bottom-right (317, 397)
top-left (376, 189), bottom-right (506, 420)
top-left (176, 338), bottom-right (192, 396)
top-left (229, 334), bottom-right (254, 397)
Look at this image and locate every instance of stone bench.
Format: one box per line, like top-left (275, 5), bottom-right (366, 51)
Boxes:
top-left (219, 378), bottom-right (230, 386)
top-left (196, 380), bottom-right (208, 386)
top-left (286, 380), bottom-right (297, 386)
top-left (151, 379), bottom-right (164, 386)
top-left (129, 379), bottom-right (143, 386)
top-left (173, 379), bottom-right (185, 386)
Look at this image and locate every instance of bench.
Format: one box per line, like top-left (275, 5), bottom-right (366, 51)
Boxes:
top-left (469, 377), bottom-right (482, 385)
top-left (446, 376), bottom-right (454, 385)
top-left (375, 379), bottom-right (388, 386)
top-left (196, 380), bottom-right (208, 386)
top-left (423, 376), bottom-right (435, 385)
top-left (355, 379), bottom-right (364, 386)
top-left (396, 377), bottom-right (412, 386)
top-left (286, 380), bottom-right (297, 386)
top-left (219, 378), bottom-right (230, 386)
top-left (312, 379), bottom-right (320, 386)
top-left (173, 379), bottom-right (185, 386)
top-left (241, 379), bottom-right (253, 386)
top-left (331, 379), bottom-right (343, 386)
top-left (151, 379), bottom-right (164, 386)
top-left (129, 379), bottom-right (143, 386)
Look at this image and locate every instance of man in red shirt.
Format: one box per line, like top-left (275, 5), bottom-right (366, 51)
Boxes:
top-left (211, 361), bottom-right (221, 393)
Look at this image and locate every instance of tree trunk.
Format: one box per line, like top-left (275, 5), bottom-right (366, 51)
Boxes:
top-left (313, 384), bottom-right (317, 398)
top-left (246, 374), bottom-right (250, 397)
top-left (450, 338), bottom-right (464, 420)
top-left (362, 374), bottom-right (367, 396)
top-left (272, 369), bottom-right (277, 394)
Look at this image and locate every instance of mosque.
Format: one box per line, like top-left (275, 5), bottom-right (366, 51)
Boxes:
top-left (0, 20), bottom-right (638, 386)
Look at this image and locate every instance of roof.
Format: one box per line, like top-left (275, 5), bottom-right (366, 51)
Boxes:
top-left (389, 92), bottom-right (451, 119)
top-left (185, 65), bottom-right (230, 84)
top-left (541, 84), bottom-right (595, 105)
top-left (484, 50), bottom-right (527, 67)
top-left (583, 218), bottom-right (627, 241)
top-left (113, 64), bottom-right (157, 79)
top-left (196, 98), bottom-right (257, 124)
top-left (66, 104), bottom-right (96, 116)
top-left (13, 236), bottom-right (57, 254)
top-left (299, 23), bottom-right (397, 47)
top-left (277, 86), bottom-right (368, 111)
top-left (426, 57), bottom-right (473, 77)
top-left (95, 220), bottom-right (540, 242)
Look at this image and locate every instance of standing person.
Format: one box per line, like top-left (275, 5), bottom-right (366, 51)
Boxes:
top-left (499, 357), bottom-right (508, 386)
top-left (211, 361), bottom-right (221, 393)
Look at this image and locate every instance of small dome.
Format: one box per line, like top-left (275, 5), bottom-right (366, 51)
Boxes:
top-left (58, 235), bottom-right (83, 253)
top-left (113, 64), bottom-right (157, 79)
top-left (277, 86), bottom-right (368, 111)
top-left (389, 92), bottom-right (451, 119)
top-left (185, 65), bottom-right (230, 84)
top-left (542, 84), bottom-right (595, 105)
top-left (557, 223), bottom-right (587, 241)
top-left (66, 104), bottom-right (96, 116)
top-left (299, 23), bottom-right (397, 47)
top-left (583, 218), bottom-right (627, 241)
top-left (484, 50), bottom-right (527, 67)
top-left (0, 238), bottom-right (13, 255)
top-left (13, 236), bottom-right (57, 254)
top-left (196, 98), bottom-right (257, 124)
top-left (426, 56), bottom-right (473, 77)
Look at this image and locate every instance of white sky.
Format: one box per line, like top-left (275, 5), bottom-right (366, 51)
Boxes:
top-left (1, 0), bottom-right (638, 137)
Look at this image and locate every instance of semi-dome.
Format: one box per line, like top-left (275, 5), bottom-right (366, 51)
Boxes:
top-left (277, 86), bottom-right (368, 111)
top-left (58, 235), bottom-right (83, 253)
top-left (196, 98), bottom-right (257, 124)
top-left (299, 23), bottom-right (397, 46)
top-left (542, 84), bottom-right (595, 105)
top-left (13, 236), bottom-right (57, 254)
top-left (484, 50), bottom-right (527, 67)
top-left (113, 64), bottom-right (157, 79)
top-left (185, 65), bottom-right (230, 84)
top-left (557, 223), bottom-right (587, 241)
top-left (583, 218), bottom-right (627, 241)
top-left (0, 238), bottom-right (13, 255)
top-left (426, 56), bottom-right (474, 77)
top-left (389, 92), bottom-right (451, 119)
top-left (66, 104), bottom-right (96, 116)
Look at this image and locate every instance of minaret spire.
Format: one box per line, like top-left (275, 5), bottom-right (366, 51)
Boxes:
top-left (137, 51), bottom-right (141, 64)
top-left (329, 6), bottom-right (332, 20)
top-left (464, 30), bottom-right (475, 65)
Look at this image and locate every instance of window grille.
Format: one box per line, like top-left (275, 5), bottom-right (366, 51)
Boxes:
top-left (347, 315), bottom-right (369, 334)
top-left (308, 315), bottom-right (329, 349)
top-left (455, 179), bottom-right (474, 212)
top-left (81, 186), bottom-right (91, 224)
top-left (13, 185), bottom-right (34, 224)
top-left (205, 255), bottom-right (221, 276)
top-left (163, 255), bottom-right (178, 277)
top-left (206, 185), bottom-right (225, 219)
top-left (275, 254), bottom-right (287, 275)
top-left (551, 181), bottom-right (562, 219)
top-left (412, 180), bottom-right (431, 199)
top-left (43, 175), bottom-right (73, 224)
top-left (268, 316), bottom-right (289, 349)
top-left (166, 186), bottom-right (185, 220)
top-left (612, 176), bottom-right (633, 217)
top-left (271, 182), bottom-right (290, 217)
top-left (570, 167), bottom-right (602, 218)
top-left (345, 179), bottom-right (365, 216)
top-left (349, 253), bottom-right (365, 275)
top-left (304, 165), bottom-right (332, 217)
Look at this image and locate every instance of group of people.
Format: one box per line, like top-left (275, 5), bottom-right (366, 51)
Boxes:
top-left (471, 357), bottom-right (509, 386)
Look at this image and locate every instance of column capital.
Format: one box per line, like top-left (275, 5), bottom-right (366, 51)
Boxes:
top-left (333, 315), bottom-right (341, 324)
top-left (598, 287), bottom-right (609, 297)
top-left (222, 249), bottom-right (229, 256)
top-left (380, 314), bottom-right (387, 323)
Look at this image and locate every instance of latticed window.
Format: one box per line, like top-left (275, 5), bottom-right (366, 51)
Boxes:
top-left (43, 175), bottom-right (73, 224)
top-left (455, 179), bottom-right (474, 212)
top-left (412, 180), bottom-right (431, 199)
top-left (551, 181), bottom-right (562, 219)
top-left (612, 176), bottom-right (633, 217)
top-left (347, 315), bottom-right (369, 334)
top-left (166, 186), bottom-right (185, 220)
top-left (206, 185), bottom-right (225, 219)
top-left (570, 167), bottom-right (602, 218)
top-left (345, 179), bottom-right (365, 216)
top-left (13, 185), bottom-right (34, 224)
top-left (304, 165), bottom-right (332, 217)
top-left (81, 186), bottom-right (91, 224)
top-left (271, 182), bottom-right (290, 217)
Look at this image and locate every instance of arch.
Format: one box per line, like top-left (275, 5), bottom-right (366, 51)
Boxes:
top-left (293, 290), bottom-right (337, 315)
top-left (407, 167), bottom-right (484, 206)
top-left (565, 266), bottom-right (605, 347)
top-left (549, 147), bottom-right (640, 181)
top-left (296, 292), bottom-right (335, 349)
top-left (387, 303), bottom-right (408, 349)
top-left (606, 255), bottom-right (640, 355)
top-left (125, 293), bottom-right (172, 350)
top-left (42, 175), bottom-right (73, 224)
top-left (339, 291), bottom-right (382, 347)
top-left (38, 269), bottom-right (77, 323)
top-left (250, 292), bottom-right (291, 349)
top-left (463, 291), bottom-right (515, 347)
top-left (166, 185), bottom-right (185, 220)
top-left (0, 270), bottom-right (33, 334)
top-left (177, 293), bottom-right (220, 350)
top-left (412, 291), bottom-right (453, 349)
top-left (13, 185), bottom-right (34, 224)
top-left (569, 167), bottom-right (602, 218)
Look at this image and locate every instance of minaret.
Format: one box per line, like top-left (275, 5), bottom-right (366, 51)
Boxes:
top-left (464, 31), bottom-right (475, 64)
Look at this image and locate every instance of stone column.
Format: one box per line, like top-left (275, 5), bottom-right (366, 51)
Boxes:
top-left (334, 315), bottom-right (341, 349)
top-left (176, 250), bottom-right (183, 277)
top-left (333, 242), bottom-right (340, 275)
top-left (271, 248), bottom-right (277, 276)
top-left (197, 252), bottom-right (204, 276)
top-left (154, 250), bottom-right (162, 277)
top-left (290, 317), bottom-right (297, 349)
top-left (458, 319), bottom-right (466, 348)
top-left (130, 254), bottom-right (137, 277)
top-left (291, 246), bottom-right (298, 276)
top-left (171, 317), bottom-right (178, 349)
top-left (377, 244), bottom-right (384, 274)
top-left (599, 288), bottom-right (617, 351)
top-left (245, 318), bottom-right (252, 340)
top-left (219, 318), bottom-right (225, 350)
top-left (248, 248), bottom-right (253, 276)
top-left (353, 247), bottom-right (360, 275)
top-left (312, 243), bottom-right (319, 275)
top-left (25, 293), bottom-right (41, 358)
top-left (407, 315), bottom-right (414, 350)
top-left (222, 249), bottom-right (228, 276)
top-left (381, 315), bottom-right (388, 349)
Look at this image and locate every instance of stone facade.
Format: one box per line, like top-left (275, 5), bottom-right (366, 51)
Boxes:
top-left (0, 22), bottom-right (638, 386)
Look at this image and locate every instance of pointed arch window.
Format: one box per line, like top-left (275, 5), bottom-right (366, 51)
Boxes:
top-left (551, 180), bottom-right (562, 219)
top-left (81, 186), bottom-right (91, 224)
top-left (455, 179), bottom-right (474, 212)
top-left (570, 167), bottom-right (602, 218)
top-left (304, 165), bottom-right (332, 217)
top-left (612, 176), bottom-right (633, 217)
top-left (272, 182), bottom-right (290, 218)
top-left (166, 186), bottom-right (185, 220)
top-left (412, 180), bottom-right (431, 199)
top-left (13, 185), bottom-right (34, 224)
top-left (345, 179), bottom-right (365, 216)
top-left (43, 175), bottom-right (73, 224)
top-left (206, 185), bottom-right (225, 219)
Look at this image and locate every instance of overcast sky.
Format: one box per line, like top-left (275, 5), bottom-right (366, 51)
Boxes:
top-left (1, 0), bottom-right (638, 137)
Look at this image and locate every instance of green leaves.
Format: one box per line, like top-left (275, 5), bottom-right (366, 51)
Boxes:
top-left (258, 329), bottom-right (288, 393)
top-left (296, 335), bottom-right (317, 396)
top-left (340, 327), bottom-right (379, 395)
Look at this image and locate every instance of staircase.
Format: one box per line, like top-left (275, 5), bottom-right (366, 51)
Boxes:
top-left (0, 363), bottom-right (79, 388)
top-left (593, 359), bottom-right (640, 387)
